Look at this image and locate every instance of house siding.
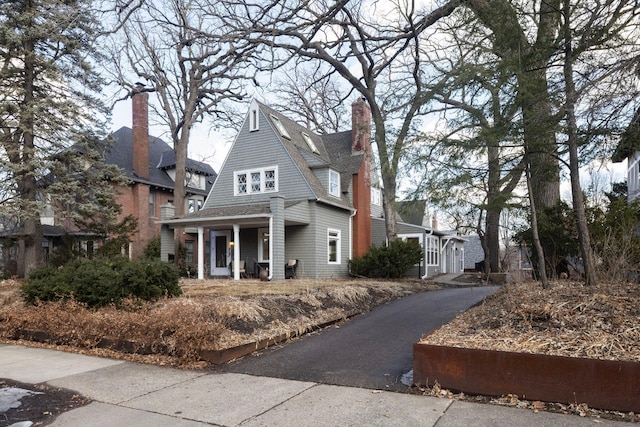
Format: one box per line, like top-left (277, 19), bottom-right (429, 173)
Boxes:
top-left (316, 203), bottom-right (351, 279)
top-left (371, 217), bottom-right (387, 247)
top-left (204, 109), bottom-right (315, 210)
top-left (284, 225), bottom-right (314, 278)
top-left (285, 201), bottom-right (311, 224)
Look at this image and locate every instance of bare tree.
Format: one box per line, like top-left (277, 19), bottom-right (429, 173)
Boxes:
top-left (219, 0), bottom-right (460, 240)
top-left (271, 61), bottom-right (350, 135)
top-left (108, 0), bottom-right (256, 261)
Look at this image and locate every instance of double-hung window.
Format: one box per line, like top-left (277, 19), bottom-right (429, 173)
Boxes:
top-left (328, 229), bottom-right (341, 264)
top-left (329, 169), bottom-right (340, 197)
top-left (234, 166), bottom-right (278, 196)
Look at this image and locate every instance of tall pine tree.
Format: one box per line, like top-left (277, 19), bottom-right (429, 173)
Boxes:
top-left (0, 0), bottom-right (124, 276)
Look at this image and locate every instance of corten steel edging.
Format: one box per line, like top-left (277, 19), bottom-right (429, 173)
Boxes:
top-left (413, 342), bottom-right (640, 413)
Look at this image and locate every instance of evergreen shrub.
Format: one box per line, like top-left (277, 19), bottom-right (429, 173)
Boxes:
top-left (22, 257), bottom-right (181, 308)
top-left (349, 239), bottom-right (423, 278)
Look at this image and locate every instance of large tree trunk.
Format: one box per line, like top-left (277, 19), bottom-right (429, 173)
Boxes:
top-left (519, 69), bottom-right (561, 210)
top-left (563, 0), bottom-right (596, 286)
top-left (17, 17), bottom-right (42, 277)
top-left (172, 126), bottom-right (190, 266)
top-left (371, 107), bottom-right (398, 241)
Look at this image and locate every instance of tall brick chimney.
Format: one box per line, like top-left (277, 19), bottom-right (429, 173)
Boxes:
top-left (351, 98), bottom-right (372, 258)
top-left (131, 83), bottom-right (149, 179)
top-left (351, 97), bottom-right (371, 153)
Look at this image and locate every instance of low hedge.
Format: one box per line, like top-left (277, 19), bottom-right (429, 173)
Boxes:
top-left (22, 257), bottom-right (181, 308)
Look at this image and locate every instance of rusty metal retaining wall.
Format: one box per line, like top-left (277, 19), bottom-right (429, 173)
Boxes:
top-left (413, 343), bottom-right (640, 413)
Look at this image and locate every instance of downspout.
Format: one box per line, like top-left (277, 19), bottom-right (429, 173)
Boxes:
top-left (197, 226), bottom-right (204, 280)
top-left (267, 216), bottom-right (273, 280)
top-left (421, 228), bottom-right (434, 280)
top-left (348, 209), bottom-right (357, 275)
top-left (441, 237), bottom-right (452, 274)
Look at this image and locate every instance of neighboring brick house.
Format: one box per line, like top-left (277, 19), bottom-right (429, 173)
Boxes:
top-left (23, 87), bottom-right (217, 266)
top-left (106, 88), bottom-right (216, 262)
top-left (160, 98), bottom-right (464, 280)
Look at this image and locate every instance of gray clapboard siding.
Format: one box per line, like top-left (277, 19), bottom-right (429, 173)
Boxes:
top-left (204, 108), bottom-right (316, 210)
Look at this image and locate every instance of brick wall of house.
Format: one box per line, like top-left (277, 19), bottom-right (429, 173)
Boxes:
top-left (116, 184), bottom-right (173, 258)
top-left (351, 98), bottom-right (372, 258)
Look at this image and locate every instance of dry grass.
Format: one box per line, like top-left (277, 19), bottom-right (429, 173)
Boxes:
top-left (0, 277), bottom-right (437, 368)
top-left (421, 280), bottom-right (640, 362)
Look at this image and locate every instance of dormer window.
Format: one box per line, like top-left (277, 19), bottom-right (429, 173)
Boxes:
top-left (270, 114), bottom-right (290, 139)
top-left (250, 106), bottom-right (259, 131)
top-left (302, 132), bottom-right (319, 154)
top-left (329, 169), bottom-right (340, 197)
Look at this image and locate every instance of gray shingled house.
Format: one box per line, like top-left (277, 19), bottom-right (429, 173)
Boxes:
top-left (159, 98), bottom-right (465, 280)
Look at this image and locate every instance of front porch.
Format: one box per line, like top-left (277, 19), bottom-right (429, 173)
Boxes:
top-left (159, 196), bottom-right (308, 281)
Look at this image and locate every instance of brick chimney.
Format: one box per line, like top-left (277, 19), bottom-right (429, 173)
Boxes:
top-left (351, 98), bottom-right (372, 258)
top-left (431, 215), bottom-right (438, 230)
top-left (131, 83), bottom-right (149, 179)
top-left (351, 97), bottom-right (371, 153)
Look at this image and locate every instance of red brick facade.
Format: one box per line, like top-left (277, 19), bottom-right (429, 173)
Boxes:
top-left (351, 98), bottom-right (372, 258)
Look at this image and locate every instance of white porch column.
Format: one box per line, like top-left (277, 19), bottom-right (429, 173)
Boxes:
top-left (197, 226), bottom-right (204, 280)
top-left (233, 224), bottom-right (240, 280)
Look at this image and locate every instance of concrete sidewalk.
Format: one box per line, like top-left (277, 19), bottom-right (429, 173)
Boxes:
top-left (0, 344), bottom-right (629, 426)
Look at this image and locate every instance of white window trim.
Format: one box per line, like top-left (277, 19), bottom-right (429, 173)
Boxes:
top-left (250, 106), bottom-right (259, 131)
top-left (234, 166), bottom-right (279, 196)
top-left (328, 228), bottom-right (341, 264)
top-left (426, 235), bottom-right (440, 266)
top-left (257, 227), bottom-right (270, 262)
top-left (329, 169), bottom-right (340, 197)
top-left (371, 187), bottom-right (382, 205)
top-left (302, 132), bottom-right (319, 154)
top-left (270, 114), bottom-right (290, 139)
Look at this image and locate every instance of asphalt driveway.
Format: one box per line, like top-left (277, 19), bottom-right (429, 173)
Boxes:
top-left (217, 286), bottom-right (499, 391)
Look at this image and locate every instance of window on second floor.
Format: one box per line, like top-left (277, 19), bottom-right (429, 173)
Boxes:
top-left (371, 187), bottom-right (381, 205)
top-left (250, 107), bottom-right (259, 131)
top-left (329, 169), bottom-right (340, 197)
top-left (149, 190), bottom-right (156, 217)
top-left (234, 166), bottom-right (278, 195)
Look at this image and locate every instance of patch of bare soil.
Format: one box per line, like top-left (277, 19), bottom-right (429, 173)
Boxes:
top-left (0, 278), bottom-right (438, 369)
top-left (0, 378), bottom-right (90, 427)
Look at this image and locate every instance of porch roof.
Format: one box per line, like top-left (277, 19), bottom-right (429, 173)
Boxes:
top-left (157, 200), bottom-right (309, 229)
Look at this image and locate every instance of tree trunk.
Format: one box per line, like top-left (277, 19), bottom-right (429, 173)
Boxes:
top-left (485, 208), bottom-right (501, 273)
top-left (17, 14), bottom-right (42, 277)
top-left (526, 165), bottom-right (549, 289)
top-left (172, 126), bottom-right (190, 266)
top-left (562, 0), bottom-right (596, 286)
top-left (371, 107), bottom-right (398, 241)
top-left (519, 69), bottom-right (561, 210)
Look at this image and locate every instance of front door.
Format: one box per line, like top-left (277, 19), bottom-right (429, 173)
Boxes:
top-left (210, 230), bottom-right (231, 276)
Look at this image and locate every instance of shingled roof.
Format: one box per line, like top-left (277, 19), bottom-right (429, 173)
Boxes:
top-left (107, 127), bottom-right (217, 195)
top-left (257, 102), bottom-right (364, 210)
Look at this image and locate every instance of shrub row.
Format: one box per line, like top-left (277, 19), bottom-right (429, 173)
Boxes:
top-left (349, 239), bottom-right (423, 278)
top-left (22, 257), bottom-right (182, 308)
